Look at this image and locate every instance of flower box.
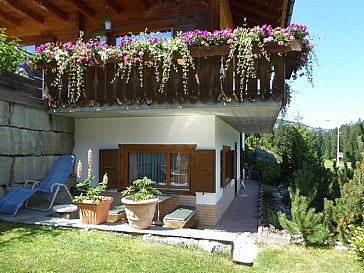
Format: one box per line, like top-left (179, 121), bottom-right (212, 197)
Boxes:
top-left (189, 45), bottom-right (231, 57)
top-left (35, 62), bottom-right (57, 69)
top-left (188, 40), bottom-right (302, 58)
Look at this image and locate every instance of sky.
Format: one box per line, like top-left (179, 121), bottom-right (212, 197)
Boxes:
top-left (285, 0), bottom-right (364, 129)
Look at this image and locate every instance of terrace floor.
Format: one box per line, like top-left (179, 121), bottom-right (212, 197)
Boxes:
top-left (0, 180), bottom-right (261, 263)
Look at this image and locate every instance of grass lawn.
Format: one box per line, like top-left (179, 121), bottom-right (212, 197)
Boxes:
top-left (324, 159), bottom-right (352, 169)
top-left (0, 221), bottom-right (362, 273)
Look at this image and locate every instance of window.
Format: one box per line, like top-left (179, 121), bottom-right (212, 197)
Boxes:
top-left (221, 145), bottom-right (233, 187)
top-left (116, 30), bottom-right (172, 47)
top-left (119, 144), bottom-right (196, 190)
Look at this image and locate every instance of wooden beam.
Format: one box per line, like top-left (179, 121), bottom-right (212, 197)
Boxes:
top-left (230, 3), bottom-right (277, 26)
top-left (0, 10), bottom-right (20, 26)
top-left (280, 0), bottom-right (289, 28)
top-left (74, 11), bottom-right (84, 40)
top-left (230, 1), bottom-right (280, 22)
top-left (105, 0), bottom-right (122, 14)
top-left (2, 0), bottom-right (44, 24)
top-left (231, 10), bottom-right (274, 27)
top-left (220, 0), bottom-right (234, 29)
top-left (138, 0), bottom-right (151, 10)
top-left (31, 0), bottom-right (68, 21)
top-left (68, 0), bottom-right (95, 17)
top-left (254, 0), bottom-right (282, 10)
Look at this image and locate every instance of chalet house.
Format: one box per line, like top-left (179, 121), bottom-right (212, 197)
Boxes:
top-left (0, 0), bottom-right (298, 226)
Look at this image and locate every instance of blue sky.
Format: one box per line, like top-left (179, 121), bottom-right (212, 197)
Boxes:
top-left (285, 0), bottom-right (364, 129)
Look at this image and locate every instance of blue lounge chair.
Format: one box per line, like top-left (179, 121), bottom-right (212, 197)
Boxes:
top-left (0, 155), bottom-right (75, 216)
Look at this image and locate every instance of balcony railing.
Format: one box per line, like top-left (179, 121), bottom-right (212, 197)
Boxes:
top-left (40, 42), bottom-right (301, 108)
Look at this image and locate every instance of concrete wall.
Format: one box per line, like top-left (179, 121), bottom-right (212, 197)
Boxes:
top-left (0, 100), bottom-right (75, 198)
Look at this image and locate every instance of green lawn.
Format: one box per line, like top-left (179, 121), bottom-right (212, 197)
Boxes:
top-left (324, 159), bottom-right (352, 169)
top-left (0, 221), bottom-right (362, 273)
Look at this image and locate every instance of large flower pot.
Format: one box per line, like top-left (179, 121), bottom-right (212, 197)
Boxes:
top-left (77, 196), bottom-right (113, 225)
top-left (121, 196), bottom-right (158, 229)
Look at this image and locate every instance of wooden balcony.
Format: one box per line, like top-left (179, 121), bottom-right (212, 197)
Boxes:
top-left (42, 42), bottom-right (301, 109)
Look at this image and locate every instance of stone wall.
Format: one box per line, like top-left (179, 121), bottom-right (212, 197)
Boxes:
top-left (0, 100), bottom-right (75, 198)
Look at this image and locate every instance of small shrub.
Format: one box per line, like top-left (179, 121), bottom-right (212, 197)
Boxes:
top-left (348, 225), bottom-right (364, 262)
top-left (261, 184), bottom-right (274, 199)
top-left (278, 187), bottom-right (331, 245)
top-left (0, 28), bottom-right (26, 72)
top-left (267, 209), bottom-right (281, 229)
top-left (256, 161), bottom-right (282, 186)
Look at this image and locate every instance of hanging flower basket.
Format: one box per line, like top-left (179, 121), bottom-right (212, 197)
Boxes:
top-left (77, 196), bottom-right (113, 224)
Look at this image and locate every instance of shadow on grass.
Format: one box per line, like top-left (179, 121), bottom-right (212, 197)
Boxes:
top-left (0, 220), bottom-right (64, 246)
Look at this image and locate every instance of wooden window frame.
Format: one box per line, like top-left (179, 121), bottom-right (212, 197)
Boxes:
top-left (221, 145), bottom-right (233, 187)
top-left (118, 144), bottom-right (197, 190)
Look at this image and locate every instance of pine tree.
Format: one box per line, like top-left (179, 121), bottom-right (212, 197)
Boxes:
top-left (333, 161), bottom-right (364, 241)
top-left (278, 187), bottom-right (331, 245)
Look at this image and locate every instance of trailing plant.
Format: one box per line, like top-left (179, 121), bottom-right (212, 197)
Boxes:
top-left (0, 28), bottom-right (26, 73)
top-left (278, 187), bottom-right (331, 245)
top-left (31, 24), bottom-right (313, 104)
top-left (73, 149), bottom-right (109, 205)
top-left (121, 176), bottom-right (161, 202)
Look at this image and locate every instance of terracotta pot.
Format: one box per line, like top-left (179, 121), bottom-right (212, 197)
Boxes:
top-left (121, 196), bottom-right (158, 229)
top-left (77, 196), bottom-right (113, 225)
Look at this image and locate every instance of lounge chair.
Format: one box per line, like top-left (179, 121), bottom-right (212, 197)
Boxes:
top-left (0, 155), bottom-right (75, 216)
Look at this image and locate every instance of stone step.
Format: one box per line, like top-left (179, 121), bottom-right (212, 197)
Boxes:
top-left (233, 233), bottom-right (259, 265)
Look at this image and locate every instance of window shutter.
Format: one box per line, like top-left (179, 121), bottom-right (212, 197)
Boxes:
top-left (191, 150), bottom-right (216, 193)
top-left (221, 146), bottom-right (232, 187)
top-left (99, 149), bottom-right (119, 189)
top-left (233, 149), bottom-right (237, 180)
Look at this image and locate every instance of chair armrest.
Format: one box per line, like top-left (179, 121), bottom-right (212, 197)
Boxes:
top-left (51, 183), bottom-right (68, 193)
top-left (24, 180), bottom-right (40, 189)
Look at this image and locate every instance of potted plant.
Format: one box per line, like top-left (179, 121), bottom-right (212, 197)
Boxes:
top-left (74, 149), bottom-right (113, 224)
top-left (121, 177), bottom-right (161, 229)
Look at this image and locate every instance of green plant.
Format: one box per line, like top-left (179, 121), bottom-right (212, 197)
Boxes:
top-left (267, 209), bottom-right (281, 228)
top-left (73, 149), bottom-right (108, 205)
top-left (121, 176), bottom-right (161, 202)
top-left (100, 13), bottom-right (110, 23)
top-left (278, 187), bottom-right (331, 245)
top-left (256, 161), bottom-right (282, 186)
top-left (348, 224), bottom-right (364, 262)
top-left (0, 28), bottom-right (26, 73)
top-left (331, 161), bottom-right (364, 241)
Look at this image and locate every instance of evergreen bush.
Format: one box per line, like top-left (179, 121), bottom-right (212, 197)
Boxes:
top-left (278, 187), bottom-right (331, 245)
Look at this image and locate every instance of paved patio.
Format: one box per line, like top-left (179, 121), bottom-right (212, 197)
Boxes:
top-left (215, 180), bottom-right (260, 233)
top-left (0, 179), bottom-right (261, 264)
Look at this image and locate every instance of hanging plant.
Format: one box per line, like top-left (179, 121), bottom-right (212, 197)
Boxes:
top-left (30, 23), bottom-right (314, 104)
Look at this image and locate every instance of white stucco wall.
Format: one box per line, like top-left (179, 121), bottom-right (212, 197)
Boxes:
top-left (74, 115), bottom-right (240, 208)
top-left (195, 116), bottom-right (240, 210)
top-left (74, 115), bottom-right (215, 184)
